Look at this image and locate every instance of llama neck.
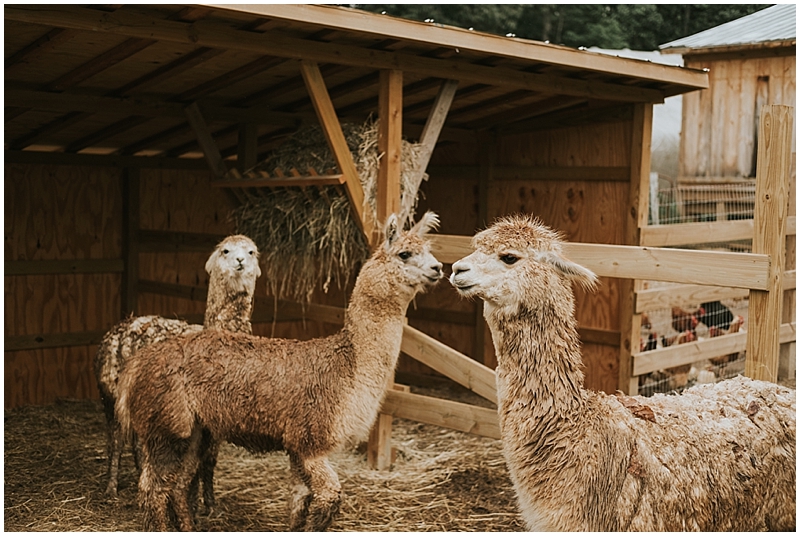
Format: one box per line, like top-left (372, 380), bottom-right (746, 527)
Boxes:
top-left (204, 287), bottom-right (254, 334)
top-left (487, 299), bottom-right (586, 433)
top-left (344, 267), bottom-right (410, 376)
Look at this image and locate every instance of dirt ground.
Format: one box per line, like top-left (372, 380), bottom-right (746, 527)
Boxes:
top-left (3, 383), bottom-right (525, 532)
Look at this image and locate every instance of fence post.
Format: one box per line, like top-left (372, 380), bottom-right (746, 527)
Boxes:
top-left (745, 105), bottom-right (793, 381)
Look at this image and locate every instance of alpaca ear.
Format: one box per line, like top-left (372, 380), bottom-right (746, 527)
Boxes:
top-left (205, 249), bottom-right (219, 275)
top-left (383, 214), bottom-right (400, 248)
top-left (537, 251), bottom-right (598, 291)
top-left (410, 211), bottom-right (440, 237)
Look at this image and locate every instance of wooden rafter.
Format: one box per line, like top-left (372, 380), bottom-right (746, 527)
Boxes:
top-left (47, 37), bottom-right (156, 92)
top-left (4, 28), bottom-right (76, 71)
top-left (4, 5), bottom-right (673, 103)
top-left (3, 88), bottom-right (304, 126)
top-left (111, 46), bottom-right (225, 96)
top-left (184, 102), bottom-right (228, 176)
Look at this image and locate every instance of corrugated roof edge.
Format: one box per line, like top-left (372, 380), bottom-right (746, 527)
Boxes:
top-left (660, 4), bottom-right (795, 51)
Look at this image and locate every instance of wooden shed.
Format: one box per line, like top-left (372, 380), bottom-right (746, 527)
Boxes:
top-left (6, 3), bottom-right (717, 413)
top-left (661, 3), bottom-right (796, 181)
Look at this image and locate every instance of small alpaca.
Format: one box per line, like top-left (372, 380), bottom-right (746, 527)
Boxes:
top-left (116, 212), bottom-right (442, 531)
top-left (450, 214), bottom-right (795, 531)
top-left (95, 234), bottom-right (261, 506)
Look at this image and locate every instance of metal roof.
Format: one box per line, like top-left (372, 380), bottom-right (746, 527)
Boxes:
top-left (660, 4), bottom-right (796, 52)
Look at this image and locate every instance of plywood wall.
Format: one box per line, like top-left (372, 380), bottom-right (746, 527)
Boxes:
top-left (413, 119), bottom-right (633, 393)
top-left (5, 164), bottom-right (122, 407)
top-left (681, 52), bottom-right (796, 179)
top-left (6, 113), bottom-right (637, 405)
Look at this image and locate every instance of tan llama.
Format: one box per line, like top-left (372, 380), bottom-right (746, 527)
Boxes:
top-left (450, 213), bottom-right (795, 531)
top-left (116, 212), bottom-right (443, 531)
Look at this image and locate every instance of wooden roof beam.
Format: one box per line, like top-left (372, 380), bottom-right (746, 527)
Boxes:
top-left (66, 115), bottom-right (150, 153)
top-left (300, 60), bottom-right (372, 240)
top-left (4, 5), bottom-right (674, 102)
top-left (46, 37), bottom-right (156, 92)
top-left (4, 87), bottom-right (304, 126)
top-left (111, 46), bottom-right (225, 96)
top-left (184, 102), bottom-right (228, 177)
top-left (5, 28), bottom-right (76, 72)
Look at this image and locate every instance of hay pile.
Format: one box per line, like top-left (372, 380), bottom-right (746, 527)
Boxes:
top-left (231, 118), bottom-right (429, 302)
top-left (3, 384), bottom-right (525, 532)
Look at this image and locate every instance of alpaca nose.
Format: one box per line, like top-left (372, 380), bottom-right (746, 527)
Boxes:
top-left (452, 262), bottom-right (469, 275)
top-left (432, 263), bottom-right (442, 275)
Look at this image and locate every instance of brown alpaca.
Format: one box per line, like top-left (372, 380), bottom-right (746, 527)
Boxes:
top-left (95, 234), bottom-right (260, 506)
top-left (116, 212), bottom-right (442, 531)
top-left (450, 214), bottom-right (795, 531)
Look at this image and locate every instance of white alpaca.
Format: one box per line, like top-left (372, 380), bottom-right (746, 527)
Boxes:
top-left (450, 214), bottom-right (795, 531)
top-left (95, 234), bottom-right (260, 507)
top-left (115, 213), bottom-right (442, 531)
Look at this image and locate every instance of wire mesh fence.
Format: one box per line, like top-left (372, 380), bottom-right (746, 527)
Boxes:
top-left (638, 179), bottom-right (756, 396)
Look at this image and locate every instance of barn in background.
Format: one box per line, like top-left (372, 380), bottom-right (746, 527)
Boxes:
top-left (660, 3), bottom-right (796, 181)
top-left (5, 4), bottom-right (718, 409)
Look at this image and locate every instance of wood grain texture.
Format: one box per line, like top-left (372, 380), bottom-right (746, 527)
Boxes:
top-left (746, 105), bottom-right (793, 381)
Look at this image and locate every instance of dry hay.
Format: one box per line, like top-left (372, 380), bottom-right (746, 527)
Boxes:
top-left (3, 384), bottom-right (525, 532)
top-left (231, 118), bottom-right (429, 302)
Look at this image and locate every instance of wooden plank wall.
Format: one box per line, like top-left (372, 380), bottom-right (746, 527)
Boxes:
top-left (416, 119), bottom-right (632, 394)
top-left (5, 164), bottom-right (122, 407)
top-left (6, 115), bottom-right (634, 405)
top-left (681, 52), bottom-right (796, 179)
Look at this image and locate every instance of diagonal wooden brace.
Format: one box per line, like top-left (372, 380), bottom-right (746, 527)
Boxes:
top-left (299, 60), bottom-right (374, 243)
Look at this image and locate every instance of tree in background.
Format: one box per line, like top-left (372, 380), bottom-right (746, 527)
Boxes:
top-left (352, 4), bottom-right (770, 50)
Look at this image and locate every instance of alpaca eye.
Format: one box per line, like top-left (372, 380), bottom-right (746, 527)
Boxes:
top-left (249, 251), bottom-right (254, 256)
top-left (500, 254), bottom-right (519, 265)
top-left (398, 251), bottom-right (413, 261)
top-left (222, 249), bottom-right (229, 255)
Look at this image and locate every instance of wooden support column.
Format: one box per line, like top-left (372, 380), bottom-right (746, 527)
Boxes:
top-left (376, 69), bottom-right (403, 225)
top-left (620, 103), bottom-right (653, 394)
top-left (299, 60), bottom-right (373, 241)
top-left (121, 167), bottom-right (140, 317)
top-left (779, 153), bottom-right (796, 380)
top-left (746, 105), bottom-right (793, 381)
top-left (367, 384), bottom-right (409, 470)
top-left (369, 69), bottom-right (403, 470)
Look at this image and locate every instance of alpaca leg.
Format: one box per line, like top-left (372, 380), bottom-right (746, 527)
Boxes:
top-left (287, 453), bottom-right (312, 531)
top-left (138, 459), bottom-right (171, 531)
top-left (104, 422), bottom-right (123, 497)
top-left (170, 427), bottom-right (203, 531)
top-left (100, 396), bottom-right (121, 497)
top-left (199, 428), bottom-right (218, 513)
top-left (301, 455), bottom-right (342, 532)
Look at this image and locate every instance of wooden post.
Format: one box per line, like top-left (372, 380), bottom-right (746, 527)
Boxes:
top-left (620, 103), bottom-right (653, 394)
top-left (121, 167), bottom-right (140, 317)
top-left (779, 153), bottom-right (796, 380)
top-left (746, 105), bottom-right (793, 382)
top-left (367, 384), bottom-right (409, 470)
top-left (368, 69), bottom-right (403, 470)
top-left (376, 69), bottom-right (403, 225)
